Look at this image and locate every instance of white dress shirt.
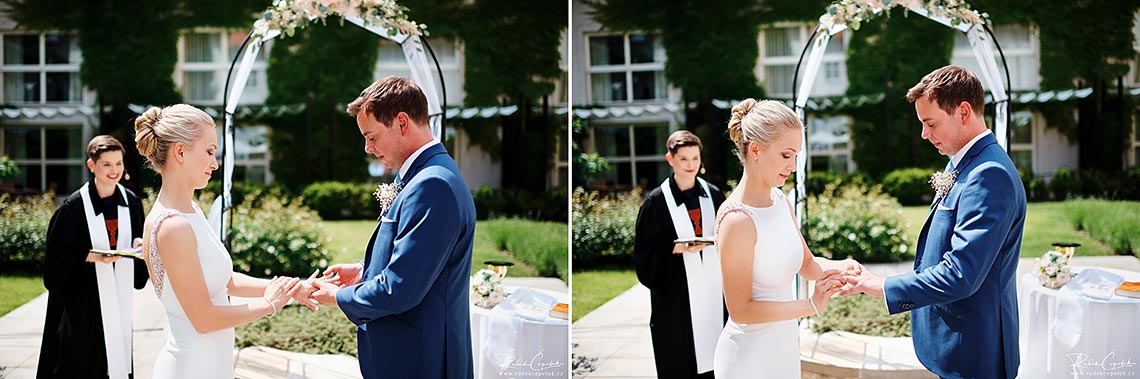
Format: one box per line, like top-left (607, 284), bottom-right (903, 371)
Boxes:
top-left (399, 140), bottom-right (440, 179)
top-left (950, 129), bottom-right (992, 169)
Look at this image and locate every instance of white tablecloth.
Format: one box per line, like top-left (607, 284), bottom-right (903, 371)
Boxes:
top-left (1018, 266), bottom-right (1140, 378)
top-left (471, 286), bottom-right (568, 379)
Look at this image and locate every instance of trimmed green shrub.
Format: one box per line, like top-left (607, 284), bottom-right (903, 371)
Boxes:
top-left (805, 183), bottom-right (912, 263)
top-left (482, 218), bottom-right (568, 279)
top-left (472, 185), bottom-right (568, 222)
top-left (1064, 199), bottom-right (1140, 257)
top-left (811, 294), bottom-right (910, 337)
top-left (223, 193), bottom-right (332, 278)
top-left (803, 170), bottom-right (870, 197)
top-left (881, 167), bottom-right (935, 206)
top-left (236, 304), bottom-right (357, 355)
top-left (572, 188), bottom-right (640, 267)
top-left (201, 181), bottom-right (291, 209)
top-left (1050, 167), bottom-right (1078, 200)
top-left (0, 193), bottom-right (56, 271)
top-left (300, 181), bottom-right (376, 220)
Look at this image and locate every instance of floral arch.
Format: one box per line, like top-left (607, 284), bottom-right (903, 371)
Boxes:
top-left (790, 0), bottom-right (1010, 224)
top-left (210, 0), bottom-right (446, 242)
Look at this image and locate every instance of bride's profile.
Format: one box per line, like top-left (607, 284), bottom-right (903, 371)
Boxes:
top-left (134, 104), bottom-right (313, 378)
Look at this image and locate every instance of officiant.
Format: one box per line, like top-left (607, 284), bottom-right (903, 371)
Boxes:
top-left (634, 130), bottom-right (727, 379)
top-left (37, 135), bottom-right (149, 379)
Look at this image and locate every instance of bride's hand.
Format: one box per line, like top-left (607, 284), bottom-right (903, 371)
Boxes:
top-left (810, 270), bottom-right (845, 314)
top-left (263, 276), bottom-right (302, 312)
top-left (291, 270), bottom-right (321, 312)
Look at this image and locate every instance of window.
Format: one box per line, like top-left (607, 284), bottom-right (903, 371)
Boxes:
top-left (376, 37), bottom-right (463, 106)
top-left (586, 33), bottom-right (667, 103)
top-left (214, 125), bottom-right (272, 183)
top-left (1, 125), bottom-right (86, 193)
top-left (1132, 111), bottom-right (1140, 167)
top-left (952, 24), bottom-right (1038, 90)
top-left (1008, 111), bottom-right (1034, 172)
top-left (807, 116), bottom-right (853, 173)
top-left (1, 33), bottom-right (82, 104)
top-left (589, 123), bottom-right (670, 190)
top-left (554, 124), bottom-right (569, 188)
top-left (177, 30), bottom-right (270, 104)
top-left (758, 25), bottom-right (847, 97)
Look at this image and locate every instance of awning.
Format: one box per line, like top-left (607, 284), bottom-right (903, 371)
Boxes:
top-left (0, 105), bottom-right (97, 121)
top-left (572, 103), bottom-right (682, 120)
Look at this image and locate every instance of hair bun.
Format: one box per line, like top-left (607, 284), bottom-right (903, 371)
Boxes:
top-left (133, 107), bottom-right (162, 160)
top-left (728, 98), bottom-right (758, 146)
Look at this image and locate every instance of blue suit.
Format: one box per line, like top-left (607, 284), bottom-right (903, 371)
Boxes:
top-left (883, 133), bottom-right (1025, 379)
top-left (335, 143), bottom-right (476, 378)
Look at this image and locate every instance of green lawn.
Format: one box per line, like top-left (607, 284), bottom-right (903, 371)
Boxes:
top-left (322, 220), bottom-right (545, 277)
top-left (570, 268), bottom-right (638, 322)
top-left (0, 274), bottom-right (45, 316)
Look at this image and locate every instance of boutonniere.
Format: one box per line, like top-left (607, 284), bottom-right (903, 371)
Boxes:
top-left (374, 181), bottom-right (404, 217)
top-left (929, 170), bottom-right (959, 199)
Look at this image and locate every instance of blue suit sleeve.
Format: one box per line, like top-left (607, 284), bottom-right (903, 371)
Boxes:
top-left (335, 175), bottom-right (461, 324)
top-left (883, 163), bottom-right (1017, 314)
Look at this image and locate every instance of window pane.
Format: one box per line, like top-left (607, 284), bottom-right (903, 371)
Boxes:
top-left (228, 32), bottom-right (268, 62)
top-left (3, 127), bottom-right (41, 159)
top-left (808, 117), bottom-right (850, 151)
top-left (765, 64), bottom-right (795, 95)
top-left (826, 31), bottom-right (845, 54)
top-left (184, 33), bottom-right (219, 63)
top-left (995, 24), bottom-right (1031, 49)
top-left (428, 37), bottom-right (458, 65)
top-left (810, 154), bottom-right (849, 173)
top-left (591, 72), bottom-right (627, 102)
top-left (44, 34), bottom-right (79, 64)
top-left (379, 40), bottom-right (405, 63)
top-left (45, 72), bottom-right (81, 102)
top-left (4, 72), bottom-right (40, 102)
top-left (11, 164), bottom-right (41, 191)
top-left (4, 34), bottom-right (39, 65)
top-left (631, 71), bottom-right (665, 100)
top-left (629, 34), bottom-right (662, 64)
top-left (764, 27), bottom-right (800, 58)
top-left (824, 62), bottom-right (841, 79)
top-left (589, 35), bottom-right (624, 66)
top-left (600, 161), bottom-right (632, 187)
top-left (44, 127), bottom-right (84, 159)
top-left (1010, 150), bottom-right (1032, 172)
top-left (235, 126), bottom-right (269, 160)
top-left (633, 124), bottom-right (669, 156)
top-left (593, 126), bottom-right (630, 157)
top-left (1010, 111), bottom-right (1032, 144)
top-left (45, 164), bottom-right (83, 194)
top-left (234, 165), bottom-right (267, 183)
top-left (184, 71), bottom-right (217, 102)
top-left (635, 160), bottom-right (669, 190)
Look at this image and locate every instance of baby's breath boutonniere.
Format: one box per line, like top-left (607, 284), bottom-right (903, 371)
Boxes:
top-left (374, 182), bottom-right (403, 217)
top-left (929, 170), bottom-right (958, 199)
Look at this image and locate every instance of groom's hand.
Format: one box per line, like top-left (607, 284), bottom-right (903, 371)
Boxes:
top-left (323, 262), bottom-right (364, 287)
top-left (839, 269), bottom-right (885, 298)
top-left (292, 270), bottom-right (321, 312)
top-left (309, 279), bottom-right (342, 309)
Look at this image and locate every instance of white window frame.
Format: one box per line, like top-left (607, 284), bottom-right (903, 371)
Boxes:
top-left (175, 29), bottom-right (270, 105)
top-left (952, 23), bottom-right (1039, 91)
top-left (553, 124), bottom-right (569, 189)
top-left (1007, 110), bottom-right (1035, 172)
top-left (806, 115), bottom-right (854, 173)
top-left (375, 36), bottom-right (464, 105)
top-left (587, 122), bottom-right (670, 189)
top-left (1131, 112), bottom-right (1140, 167)
top-left (0, 32), bottom-right (83, 104)
top-left (213, 124), bottom-right (272, 184)
top-left (758, 23), bottom-right (848, 98)
top-left (0, 122), bottom-right (90, 193)
top-left (584, 32), bottom-right (667, 104)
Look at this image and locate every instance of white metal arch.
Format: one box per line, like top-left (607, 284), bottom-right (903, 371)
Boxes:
top-left (210, 15), bottom-right (446, 242)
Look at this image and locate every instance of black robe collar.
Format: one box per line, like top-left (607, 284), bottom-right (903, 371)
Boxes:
top-left (667, 175), bottom-right (709, 208)
top-left (86, 180), bottom-right (126, 216)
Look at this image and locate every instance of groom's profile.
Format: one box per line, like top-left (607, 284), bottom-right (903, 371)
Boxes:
top-left (310, 76), bottom-right (476, 378)
top-left (840, 65), bottom-right (1026, 379)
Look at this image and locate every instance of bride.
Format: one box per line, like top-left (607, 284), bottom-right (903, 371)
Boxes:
top-left (712, 99), bottom-right (856, 378)
top-left (134, 104), bottom-right (314, 378)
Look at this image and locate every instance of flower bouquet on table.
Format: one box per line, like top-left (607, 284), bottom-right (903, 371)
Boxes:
top-left (1036, 250), bottom-right (1073, 289)
top-left (471, 269), bottom-right (505, 309)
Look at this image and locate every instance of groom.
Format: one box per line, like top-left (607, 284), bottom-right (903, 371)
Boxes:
top-left (310, 76), bottom-right (476, 378)
top-left (840, 65), bottom-right (1026, 379)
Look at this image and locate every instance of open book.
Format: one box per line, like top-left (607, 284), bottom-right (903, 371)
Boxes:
top-left (673, 237), bottom-right (715, 245)
top-left (90, 248), bottom-right (143, 260)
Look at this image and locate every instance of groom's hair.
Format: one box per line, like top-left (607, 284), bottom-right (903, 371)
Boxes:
top-left (347, 76), bottom-right (430, 126)
top-left (906, 65), bottom-right (985, 117)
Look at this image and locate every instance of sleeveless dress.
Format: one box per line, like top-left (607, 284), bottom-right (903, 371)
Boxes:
top-left (147, 202), bottom-right (236, 378)
top-left (713, 188), bottom-right (804, 379)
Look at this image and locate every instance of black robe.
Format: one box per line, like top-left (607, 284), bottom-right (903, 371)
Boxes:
top-left (37, 182), bottom-right (148, 379)
top-left (633, 176), bottom-right (727, 379)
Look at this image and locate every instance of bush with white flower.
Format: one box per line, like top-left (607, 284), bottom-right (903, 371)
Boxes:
top-left (1036, 250), bottom-right (1073, 289)
top-left (471, 269), bottom-right (505, 309)
top-left (253, 0), bottom-right (427, 39)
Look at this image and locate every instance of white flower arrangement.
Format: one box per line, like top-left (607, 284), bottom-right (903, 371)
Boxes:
top-left (818, 0), bottom-right (988, 31)
top-left (929, 169), bottom-right (958, 199)
top-left (253, 0), bottom-right (427, 39)
top-left (471, 269), bottom-right (505, 309)
top-left (1036, 250), bottom-right (1073, 289)
top-left (374, 181), bottom-right (403, 217)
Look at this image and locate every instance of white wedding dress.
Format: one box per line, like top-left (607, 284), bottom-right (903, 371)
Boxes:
top-left (713, 188), bottom-right (804, 379)
top-left (147, 202), bottom-right (235, 378)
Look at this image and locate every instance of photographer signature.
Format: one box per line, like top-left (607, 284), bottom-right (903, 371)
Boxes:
top-left (1067, 350), bottom-right (1136, 375)
top-left (495, 350), bottom-right (566, 372)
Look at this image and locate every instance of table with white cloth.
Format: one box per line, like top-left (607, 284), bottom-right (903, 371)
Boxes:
top-left (1018, 266), bottom-right (1140, 378)
top-left (470, 286), bottom-right (568, 379)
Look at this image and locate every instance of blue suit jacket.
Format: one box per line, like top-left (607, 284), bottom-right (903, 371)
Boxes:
top-left (883, 133), bottom-right (1025, 379)
top-left (335, 143), bottom-right (476, 378)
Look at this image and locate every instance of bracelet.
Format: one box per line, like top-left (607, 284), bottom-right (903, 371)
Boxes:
top-left (808, 297), bottom-right (820, 316)
top-left (263, 298), bottom-right (277, 318)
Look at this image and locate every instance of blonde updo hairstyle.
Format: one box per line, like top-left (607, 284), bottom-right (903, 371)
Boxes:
top-left (727, 99), bottom-right (803, 163)
top-left (134, 104), bottom-right (215, 172)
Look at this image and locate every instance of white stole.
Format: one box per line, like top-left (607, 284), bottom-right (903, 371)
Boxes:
top-left (79, 182), bottom-right (134, 379)
top-left (659, 177), bottom-right (724, 373)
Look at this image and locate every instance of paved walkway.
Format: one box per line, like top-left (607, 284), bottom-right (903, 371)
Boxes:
top-left (0, 276), bottom-right (566, 379)
top-left (571, 256), bottom-right (1140, 379)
